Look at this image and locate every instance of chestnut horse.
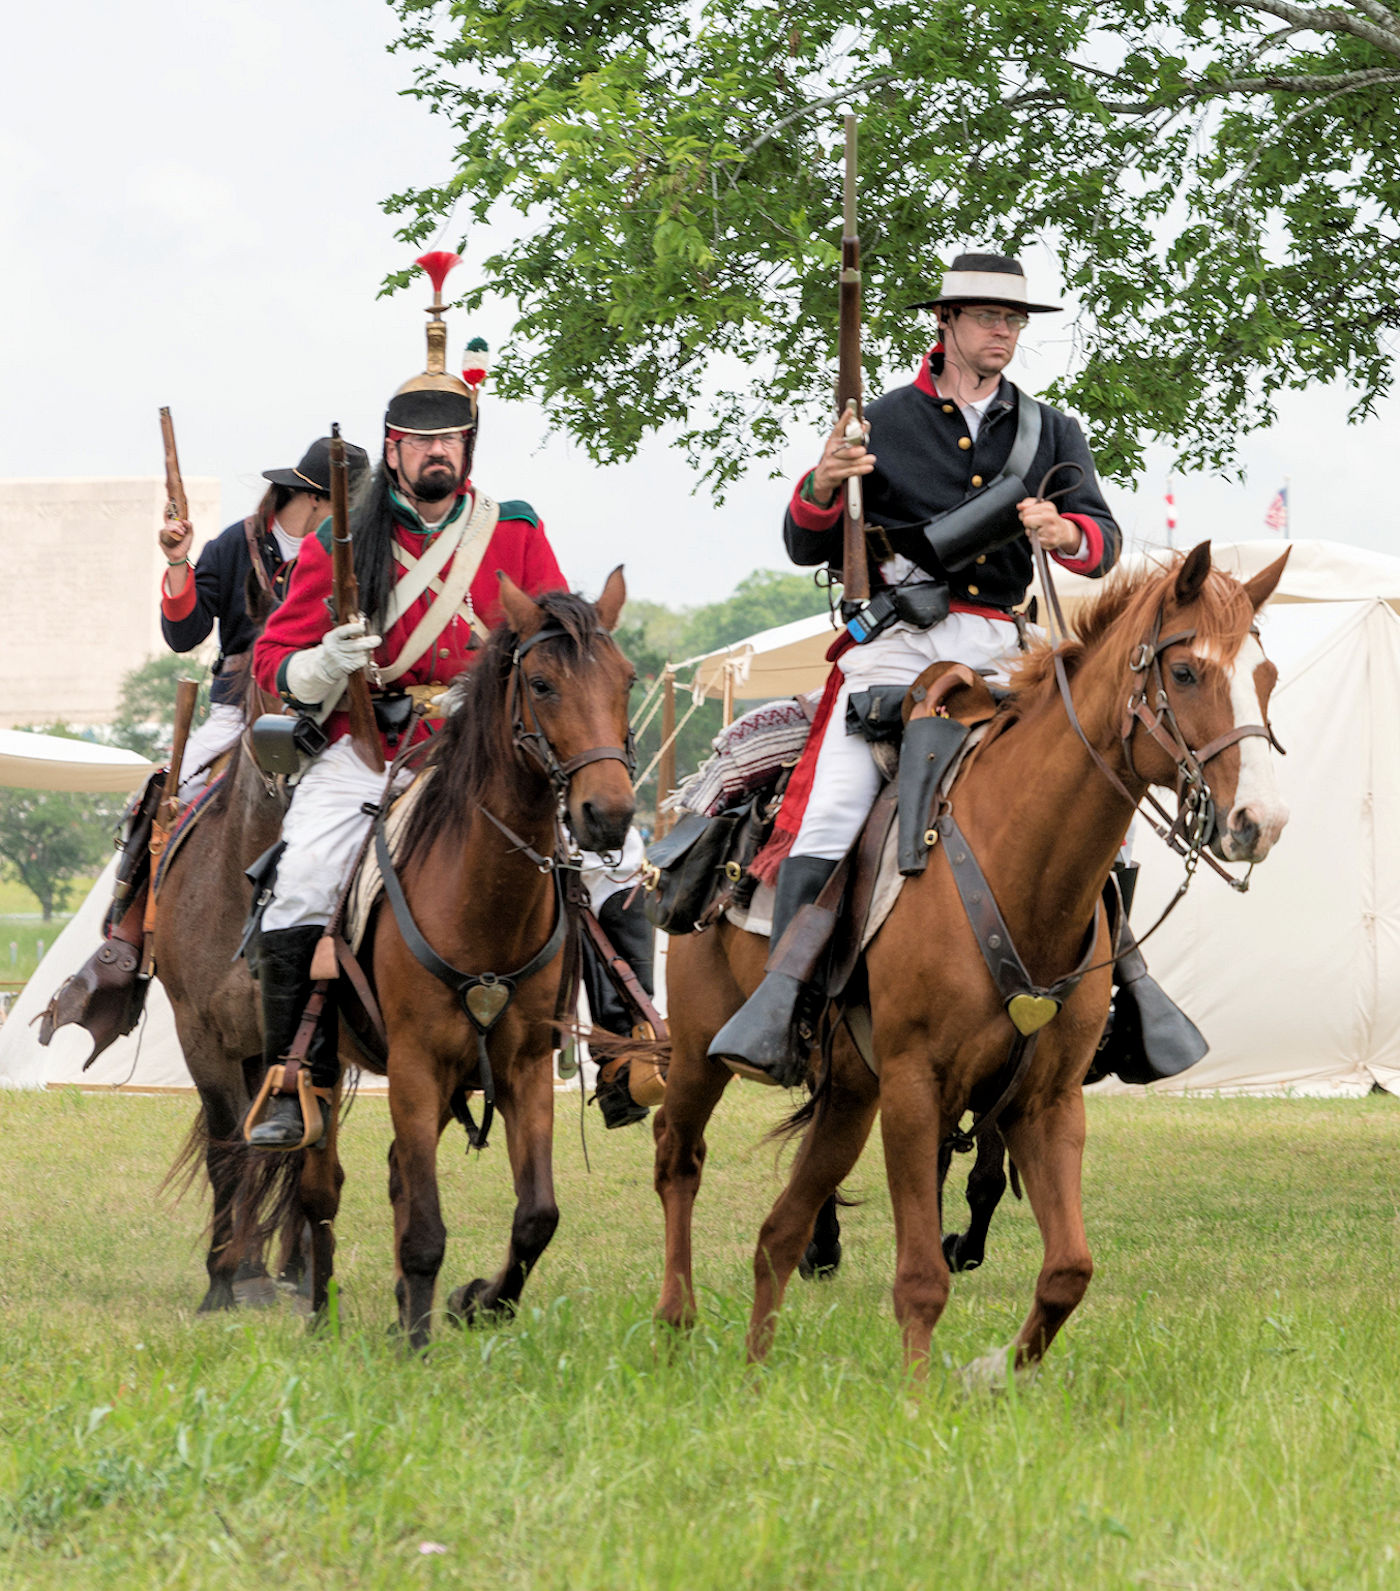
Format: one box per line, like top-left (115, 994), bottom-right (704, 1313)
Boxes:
top-left (241, 574), bottom-right (636, 1347)
top-left (656, 544), bottom-right (1290, 1376)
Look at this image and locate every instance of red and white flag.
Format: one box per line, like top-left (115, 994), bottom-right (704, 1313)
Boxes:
top-left (1264, 486), bottom-right (1289, 533)
top-left (1165, 482), bottom-right (1176, 542)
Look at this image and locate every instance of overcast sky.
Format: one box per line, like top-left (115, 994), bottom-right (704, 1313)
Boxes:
top-left (1, 0), bottom-right (1393, 609)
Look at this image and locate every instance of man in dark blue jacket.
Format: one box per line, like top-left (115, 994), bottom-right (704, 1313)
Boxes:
top-left (159, 435), bottom-right (369, 792)
top-left (711, 253), bottom-right (1124, 1086)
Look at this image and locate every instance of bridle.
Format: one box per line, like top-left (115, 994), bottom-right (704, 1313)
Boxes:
top-left (1030, 470), bottom-right (1282, 896)
top-left (504, 620), bottom-right (637, 806)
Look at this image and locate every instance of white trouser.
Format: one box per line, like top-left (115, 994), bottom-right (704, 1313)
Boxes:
top-left (176, 701), bottom-right (246, 796)
top-left (790, 612), bottom-right (1026, 861)
top-left (263, 737), bottom-right (407, 932)
top-left (579, 827), bottom-right (646, 915)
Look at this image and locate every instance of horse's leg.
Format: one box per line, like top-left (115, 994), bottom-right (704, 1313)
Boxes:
top-left (964, 1090), bottom-right (1093, 1388)
top-left (942, 1127), bottom-right (1009, 1274)
top-left (652, 1048), bottom-right (732, 1330)
top-left (298, 1082), bottom-right (345, 1321)
top-left (387, 1065), bottom-right (450, 1350)
top-left (192, 1079), bottom-right (251, 1313)
top-left (876, 1055), bottom-right (954, 1374)
top-left (447, 1051), bottom-right (558, 1325)
top-left (798, 1192), bottom-right (843, 1280)
top-left (653, 927), bottom-right (750, 1330)
top-left (746, 1061), bottom-right (879, 1363)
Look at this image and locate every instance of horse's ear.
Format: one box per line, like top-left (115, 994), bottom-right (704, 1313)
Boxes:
top-left (1243, 546), bottom-right (1291, 612)
top-left (596, 565), bottom-right (626, 631)
top-left (1175, 541), bottom-right (1212, 606)
top-left (497, 571), bottom-right (544, 639)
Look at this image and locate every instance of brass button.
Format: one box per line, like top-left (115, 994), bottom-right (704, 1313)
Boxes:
top-left (976, 555), bottom-right (987, 565)
top-left (971, 474), bottom-right (983, 487)
top-left (942, 403), bottom-right (954, 414)
top-left (967, 584), bottom-right (980, 596)
top-left (438, 646), bottom-right (450, 658)
top-left (958, 436), bottom-right (972, 451)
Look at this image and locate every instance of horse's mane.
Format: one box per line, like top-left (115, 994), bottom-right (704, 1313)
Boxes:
top-left (397, 588), bottom-right (605, 867)
top-left (987, 551), bottom-right (1257, 742)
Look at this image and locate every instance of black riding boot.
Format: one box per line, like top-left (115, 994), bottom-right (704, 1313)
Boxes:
top-left (707, 854), bottom-right (839, 1088)
top-left (587, 890), bottom-right (663, 1129)
top-left (246, 925), bottom-right (334, 1150)
top-left (1093, 862), bottom-right (1208, 1084)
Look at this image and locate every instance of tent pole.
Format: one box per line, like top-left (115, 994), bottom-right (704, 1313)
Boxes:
top-left (656, 667), bottom-right (677, 839)
top-left (721, 661), bottom-right (735, 728)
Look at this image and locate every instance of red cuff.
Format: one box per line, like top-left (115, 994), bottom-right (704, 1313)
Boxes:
top-left (1053, 514), bottom-right (1103, 575)
top-left (161, 565), bottom-right (198, 620)
top-left (788, 473), bottom-right (843, 532)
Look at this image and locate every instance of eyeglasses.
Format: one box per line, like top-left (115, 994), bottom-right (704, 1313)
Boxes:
top-left (963, 309), bottom-right (1030, 332)
top-left (396, 431), bottom-right (467, 451)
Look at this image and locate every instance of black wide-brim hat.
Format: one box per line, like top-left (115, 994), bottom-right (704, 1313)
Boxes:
top-left (384, 384), bottom-right (477, 435)
top-left (263, 436), bottom-right (371, 494)
top-left (907, 252), bottom-right (1061, 314)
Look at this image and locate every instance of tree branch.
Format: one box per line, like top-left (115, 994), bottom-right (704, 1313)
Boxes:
top-left (729, 72), bottom-right (904, 166)
top-left (1009, 62), bottom-right (1400, 112)
top-left (1228, 0), bottom-right (1400, 63)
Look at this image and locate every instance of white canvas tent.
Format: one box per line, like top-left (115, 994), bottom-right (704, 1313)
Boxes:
top-left (682, 540), bottom-right (1400, 1095)
top-left (0, 728), bottom-right (156, 792)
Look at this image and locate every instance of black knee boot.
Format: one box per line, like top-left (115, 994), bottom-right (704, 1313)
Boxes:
top-left (246, 925), bottom-right (333, 1150)
top-left (707, 854), bottom-right (838, 1088)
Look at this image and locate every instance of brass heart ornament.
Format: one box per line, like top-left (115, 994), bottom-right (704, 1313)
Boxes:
top-left (466, 981), bottom-right (511, 1029)
top-left (1007, 993), bottom-right (1060, 1035)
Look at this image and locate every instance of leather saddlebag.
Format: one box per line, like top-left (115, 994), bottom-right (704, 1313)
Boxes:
top-left (643, 807), bottom-right (748, 936)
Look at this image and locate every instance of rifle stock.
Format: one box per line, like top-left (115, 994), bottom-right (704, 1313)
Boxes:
top-left (159, 407), bottom-right (189, 524)
top-left (837, 114), bottom-right (869, 606)
top-left (329, 424), bottom-right (385, 774)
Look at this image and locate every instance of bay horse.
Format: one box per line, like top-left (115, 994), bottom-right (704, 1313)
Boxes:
top-left (657, 543), bottom-right (1289, 1376)
top-left (239, 573), bottom-right (635, 1348)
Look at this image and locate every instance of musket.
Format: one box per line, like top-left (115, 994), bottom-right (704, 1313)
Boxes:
top-left (837, 113), bottom-right (869, 608)
top-left (159, 406), bottom-right (189, 524)
top-left (328, 423), bottom-right (385, 774)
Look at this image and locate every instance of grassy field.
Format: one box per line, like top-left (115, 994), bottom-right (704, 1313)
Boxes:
top-left (2, 1087), bottom-right (1400, 1589)
top-left (0, 873), bottom-right (94, 991)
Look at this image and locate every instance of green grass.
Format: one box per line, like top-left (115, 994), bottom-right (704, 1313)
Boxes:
top-left (2, 1088), bottom-right (1400, 1589)
top-left (0, 917), bottom-right (75, 989)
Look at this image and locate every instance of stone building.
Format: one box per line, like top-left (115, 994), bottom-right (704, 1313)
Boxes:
top-left (0, 477), bottom-right (221, 728)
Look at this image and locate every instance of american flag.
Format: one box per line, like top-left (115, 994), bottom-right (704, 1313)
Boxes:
top-left (1165, 481), bottom-right (1176, 544)
top-left (1264, 486), bottom-right (1288, 533)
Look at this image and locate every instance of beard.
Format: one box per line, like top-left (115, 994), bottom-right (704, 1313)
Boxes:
top-left (406, 458), bottom-right (462, 502)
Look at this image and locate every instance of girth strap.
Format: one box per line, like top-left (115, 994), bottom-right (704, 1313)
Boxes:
top-left (373, 817), bottom-right (570, 1150)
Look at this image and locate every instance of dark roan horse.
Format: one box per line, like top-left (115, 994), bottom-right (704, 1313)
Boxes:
top-left (237, 573), bottom-right (636, 1348)
top-left (655, 544), bottom-right (1290, 1380)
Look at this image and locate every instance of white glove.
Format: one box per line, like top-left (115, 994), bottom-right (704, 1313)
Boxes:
top-left (285, 619), bottom-right (382, 706)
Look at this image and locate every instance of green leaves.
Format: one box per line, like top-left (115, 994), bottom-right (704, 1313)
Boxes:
top-left (385, 1), bottom-right (1400, 490)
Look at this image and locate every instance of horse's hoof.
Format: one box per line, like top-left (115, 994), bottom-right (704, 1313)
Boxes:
top-left (196, 1286), bottom-right (236, 1314)
top-left (942, 1232), bottom-right (982, 1273)
top-left (798, 1238), bottom-right (842, 1280)
top-left (445, 1278), bottom-right (492, 1328)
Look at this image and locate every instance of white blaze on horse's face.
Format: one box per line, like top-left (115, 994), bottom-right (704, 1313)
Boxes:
top-left (1219, 634), bottom-right (1289, 862)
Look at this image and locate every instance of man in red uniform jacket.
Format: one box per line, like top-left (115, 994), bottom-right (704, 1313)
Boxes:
top-left (249, 332), bottom-right (566, 1147)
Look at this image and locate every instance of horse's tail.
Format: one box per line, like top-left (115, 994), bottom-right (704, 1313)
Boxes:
top-left (159, 1106), bottom-right (210, 1202)
top-left (232, 1146), bottom-right (305, 1262)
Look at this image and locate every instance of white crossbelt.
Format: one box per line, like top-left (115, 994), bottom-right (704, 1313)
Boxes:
top-left (378, 493), bottom-right (499, 684)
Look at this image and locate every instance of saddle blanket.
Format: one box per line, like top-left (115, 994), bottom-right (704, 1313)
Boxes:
top-left (665, 693), bottom-right (821, 819)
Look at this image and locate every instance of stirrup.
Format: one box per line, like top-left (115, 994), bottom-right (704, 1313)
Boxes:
top-left (244, 1063), bottom-right (331, 1151)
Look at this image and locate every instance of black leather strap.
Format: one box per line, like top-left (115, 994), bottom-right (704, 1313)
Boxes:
top-left (373, 817), bottom-right (570, 1149)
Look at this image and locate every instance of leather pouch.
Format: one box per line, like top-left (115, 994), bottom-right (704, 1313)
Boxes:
top-left (251, 713), bottom-right (328, 776)
top-left (372, 692), bottom-right (416, 745)
top-left (643, 808), bottom-right (748, 935)
top-left (922, 475), bottom-right (1028, 572)
top-left (891, 581), bottom-right (950, 629)
top-left (846, 685), bottom-right (910, 744)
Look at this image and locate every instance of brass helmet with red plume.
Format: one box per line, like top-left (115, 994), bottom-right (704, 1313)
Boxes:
top-left (385, 252), bottom-right (488, 436)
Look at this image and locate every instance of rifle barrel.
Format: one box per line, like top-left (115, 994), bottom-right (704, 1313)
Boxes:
top-left (329, 424), bottom-right (385, 774)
